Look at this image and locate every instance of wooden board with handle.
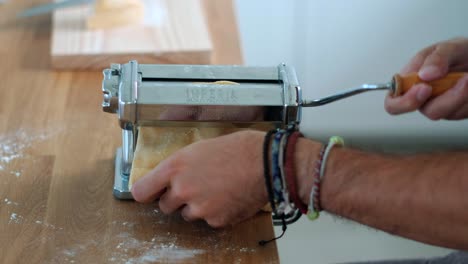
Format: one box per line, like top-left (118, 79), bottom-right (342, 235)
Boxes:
top-left (51, 0), bottom-right (213, 70)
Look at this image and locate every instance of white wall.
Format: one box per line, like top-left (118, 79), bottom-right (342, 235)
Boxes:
top-left (235, 0), bottom-right (467, 263)
top-left (236, 0), bottom-right (468, 152)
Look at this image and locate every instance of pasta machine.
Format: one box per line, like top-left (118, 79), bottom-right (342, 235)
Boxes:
top-left (102, 60), bottom-right (304, 224)
top-left (102, 60), bottom-right (420, 223)
top-left (102, 61), bottom-right (305, 198)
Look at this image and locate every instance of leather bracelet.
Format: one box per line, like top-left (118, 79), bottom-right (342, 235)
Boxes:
top-left (284, 131), bottom-right (308, 214)
top-left (263, 130), bottom-right (277, 214)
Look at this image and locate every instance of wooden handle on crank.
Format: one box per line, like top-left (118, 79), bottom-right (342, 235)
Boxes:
top-left (392, 72), bottom-right (467, 97)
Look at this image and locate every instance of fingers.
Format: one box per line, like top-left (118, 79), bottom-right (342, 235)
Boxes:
top-left (385, 83), bottom-right (432, 115)
top-left (385, 74), bottom-right (468, 119)
top-left (419, 74), bottom-right (468, 120)
top-left (158, 186), bottom-right (186, 214)
top-left (447, 103), bottom-right (468, 120)
top-left (418, 44), bottom-right (458, 80)
top-left (389, 39), bottom-right (468, 116)
top-left (131, 157), bottom-right (180, 203)
top-left (401, 38), bottom-right (468, 81)
top-left (180, 205), bottom-right (202, 222)
top-left (400, 45), bottom-right (435, 75)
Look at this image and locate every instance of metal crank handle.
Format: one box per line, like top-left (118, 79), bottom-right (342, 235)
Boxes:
top-left (301, 72), bottom-right (467, 107)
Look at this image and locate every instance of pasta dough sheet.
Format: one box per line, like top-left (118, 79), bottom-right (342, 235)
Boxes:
top-left (130, 125), bottom-right (273, 212)
top-left (130, 126), bottom-right (250, 188)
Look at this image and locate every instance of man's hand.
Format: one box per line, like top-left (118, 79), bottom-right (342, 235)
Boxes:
top-left (131, 130), bottom-right (268, 228)
top-left (385, 38), bottom-right (468, 120)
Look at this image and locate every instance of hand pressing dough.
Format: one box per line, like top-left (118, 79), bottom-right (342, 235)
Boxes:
top-left (129, 80), bottom-right (273, 212)
top-left (130, 125), bottom-right (273, 213)
top-left (130, 80), bottom-right (245, 187)
top-left (129, 126), bottom-right (248, 188)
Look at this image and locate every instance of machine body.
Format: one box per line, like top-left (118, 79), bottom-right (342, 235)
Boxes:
top-left (102, 61), bottom-right (303, 199)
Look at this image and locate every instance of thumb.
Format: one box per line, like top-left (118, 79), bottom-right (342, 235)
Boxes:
top-left (418, 44), bottom-right (458, 81)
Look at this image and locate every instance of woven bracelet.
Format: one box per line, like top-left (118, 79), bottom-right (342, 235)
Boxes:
top-left (284, 131), bottom-right (308, 214)
top-left (263, 130), bottom-right (277, 214)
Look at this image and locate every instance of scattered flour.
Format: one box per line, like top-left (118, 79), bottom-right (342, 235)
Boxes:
top-left (109, 232), bottom-right (205, 264)
top-left (39, 221), bottom-right (63, 230)
top-left (10, 171), bottom-right (21, 177)
top-left (125, 246), bottom-right (205, 263)
top-left (49, 231), bottom-right (206, 263)
top-left (63, 249), bottom-right (77, 257)
top-left (51, 241), bottom-right (98, 263)
top-left (240, 247), bottom-right (255, 253)
top-left (1, 126), bottom-right (227, 262)
top-left (0, 128), bottom-right (60, 173)
top-left (1, 154), bottom-right (21, 163)
top-left (3, 198), bottom-right (19, 206)
top-left (3, 192), bottom-right (254, 263)
top-left (0, 131), bottom-right (27, 167)
top-left (225, 246), bottom-right (256, 253)
top-left (9, 213), bottom-right (23, 224)
top-left (5, 210), bottom-right (63, 231)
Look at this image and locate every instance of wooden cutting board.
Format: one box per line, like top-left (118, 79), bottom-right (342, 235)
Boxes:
top-left (51, 0), bottom-right (213, 70)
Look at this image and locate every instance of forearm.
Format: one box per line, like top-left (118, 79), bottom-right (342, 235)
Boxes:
top-left (295, 138), bottom-right (468, 250)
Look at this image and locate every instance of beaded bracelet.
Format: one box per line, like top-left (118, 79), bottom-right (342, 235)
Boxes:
top-left (307, 144), bottom-right (326, 220)
top-left (307, 136), bottom-right (344, 220)
top-left (320, 136), bottom-right (345, 180)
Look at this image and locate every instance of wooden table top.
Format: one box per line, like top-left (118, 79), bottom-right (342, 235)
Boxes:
top-left (0, 1), bottom-right (279, 263)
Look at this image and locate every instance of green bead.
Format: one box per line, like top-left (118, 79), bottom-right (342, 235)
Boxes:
top-left (307, 211), bottom-right (319, 221)
top-left (330, 136), bottom-right (344, 146)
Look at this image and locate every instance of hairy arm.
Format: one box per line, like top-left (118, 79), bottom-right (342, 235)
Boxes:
top-left (296, 138), bottom-right (468, 250)
top-left (132, 129), bottom-right (468, 249)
